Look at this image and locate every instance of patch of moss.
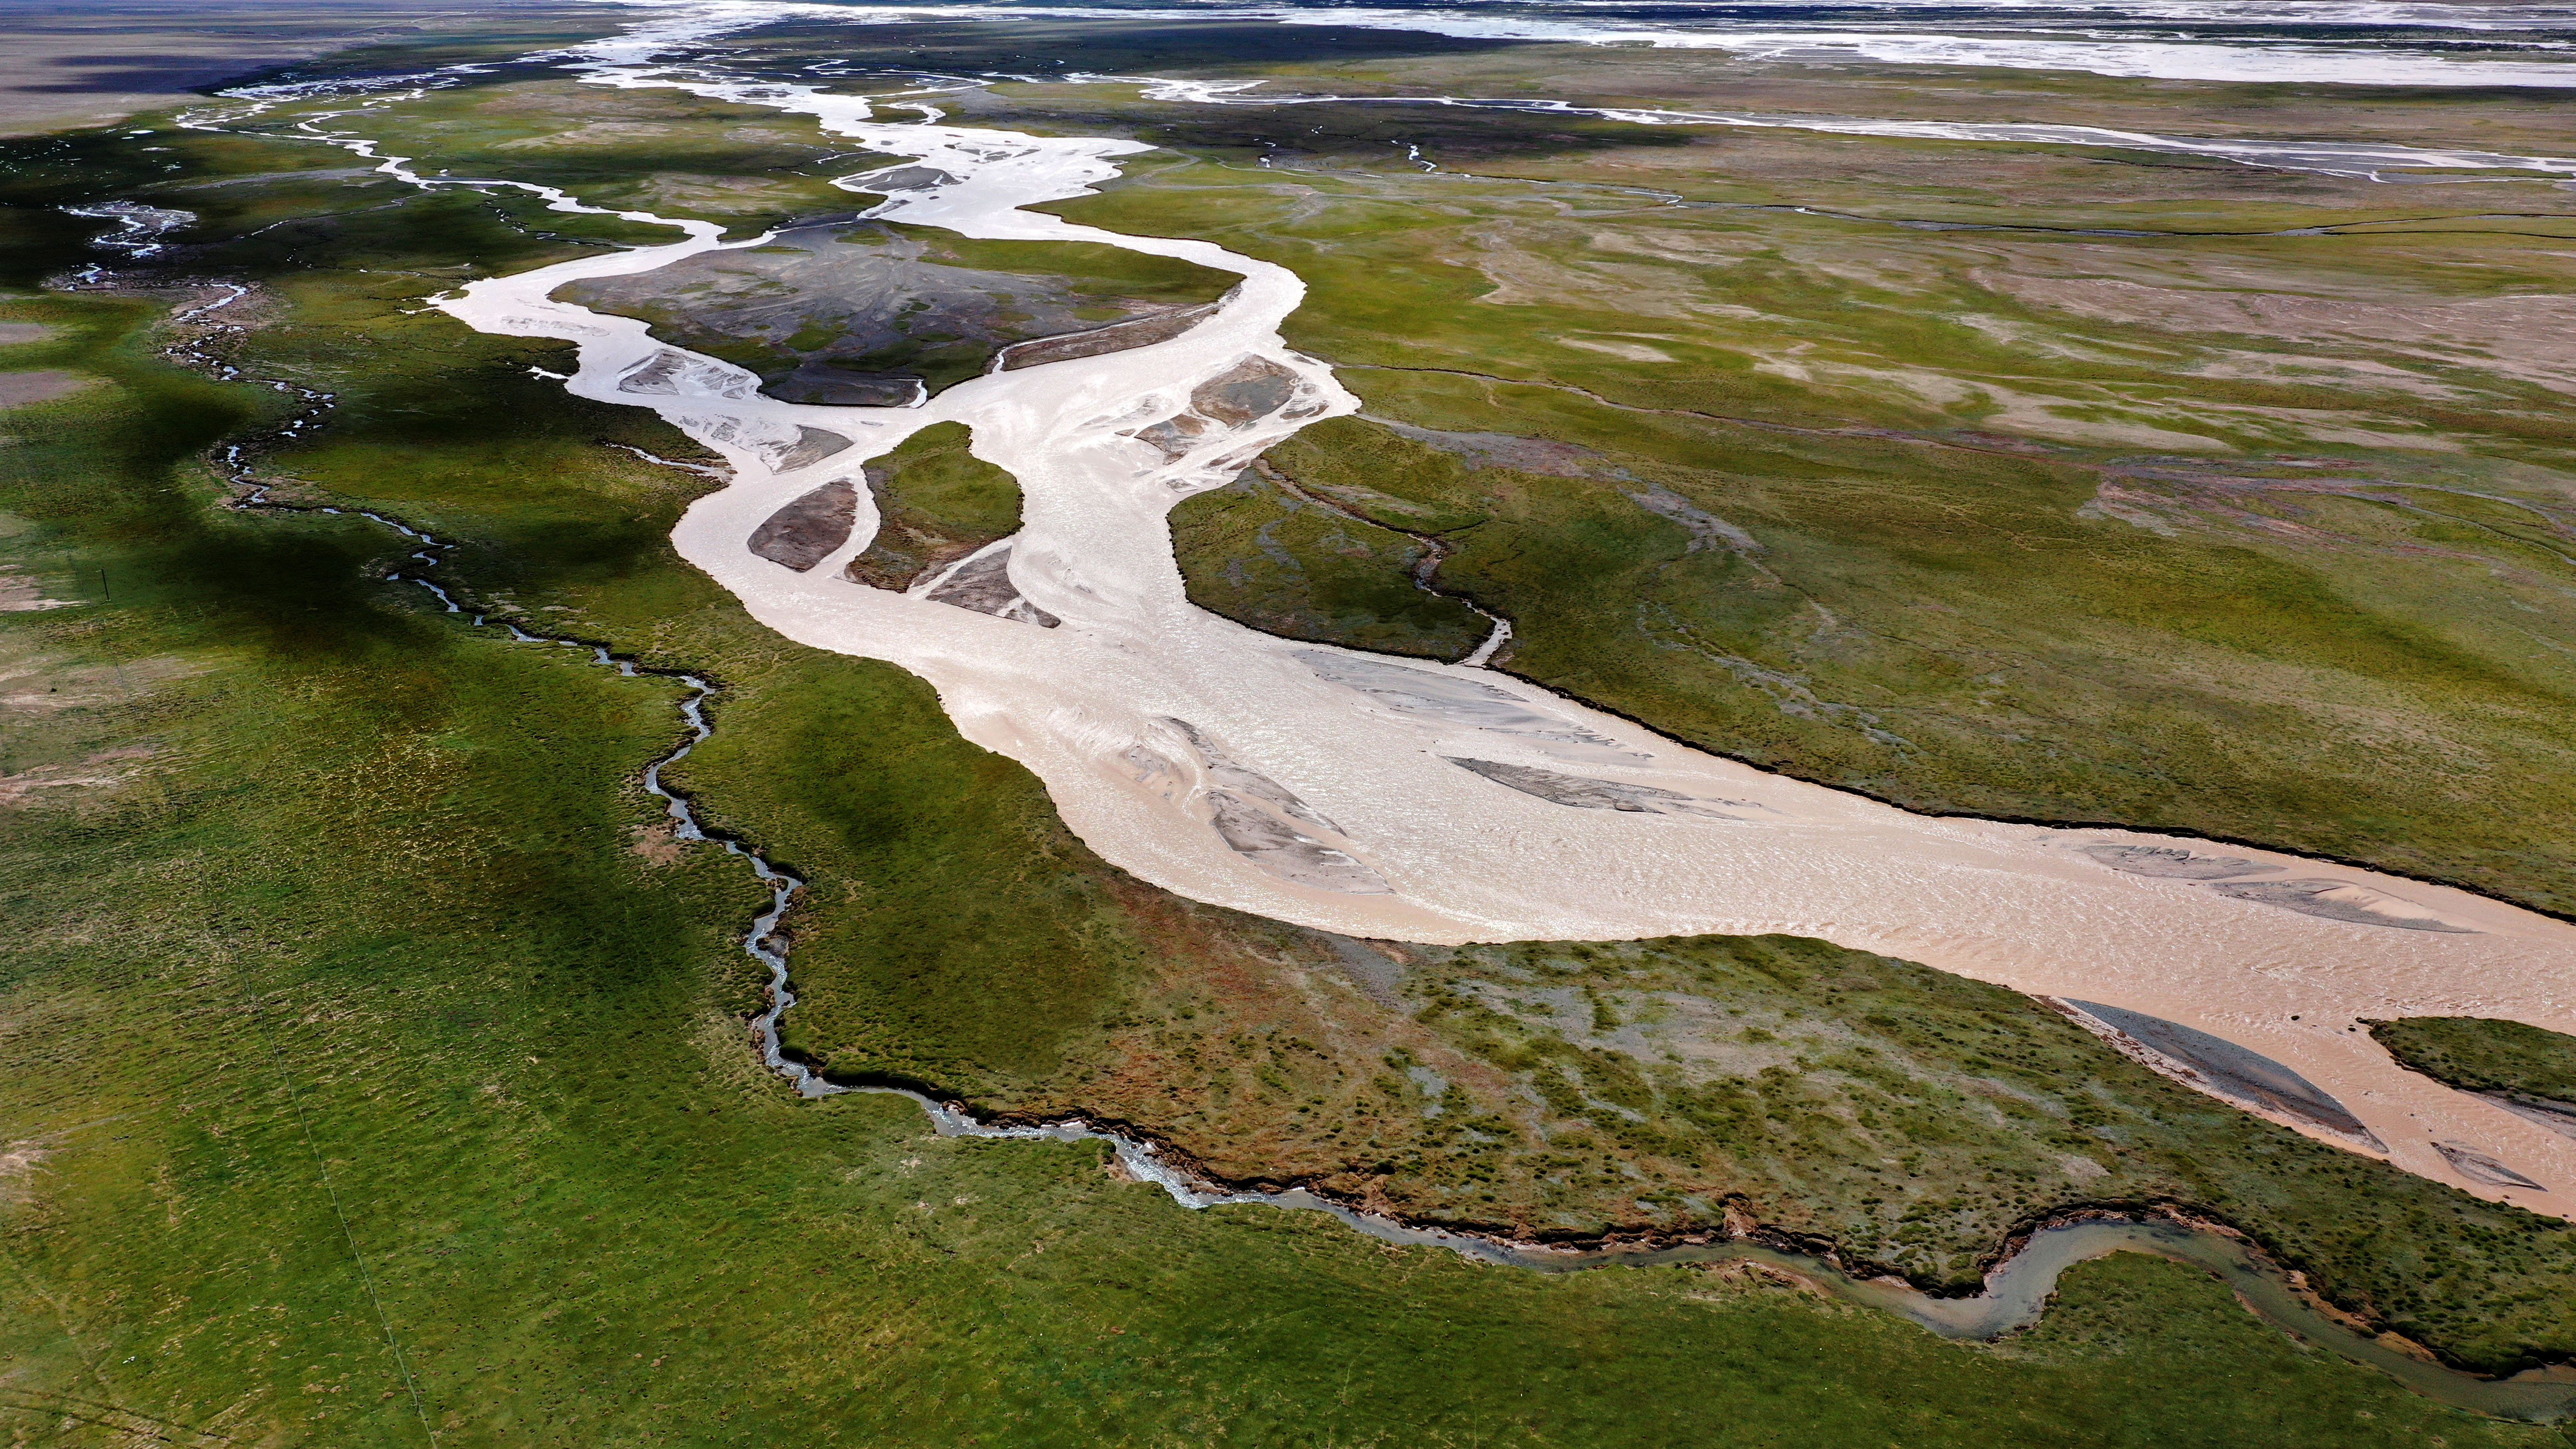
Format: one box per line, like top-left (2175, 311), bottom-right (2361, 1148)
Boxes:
top-left (2372, 1018), bottom-right (2576, 1107)
top-left (1168, 463), bottom-right (1485, 659)
top-left (843, 420), bottom-right (1022, 590)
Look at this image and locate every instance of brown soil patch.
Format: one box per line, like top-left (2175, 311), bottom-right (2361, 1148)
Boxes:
top-left (1988, 273), bottom-right (2576, 393)
top-left (747, 479), bottom-right (857, 572)
top-left (630, 821), bottom-right (684, 866)
top-left (998, 302), bottom-right (1216, 370)
top-left (0, 371), bottom-right (92, 408)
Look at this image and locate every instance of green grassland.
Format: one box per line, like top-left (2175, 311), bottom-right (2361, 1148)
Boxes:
top-left (0, 153), bottom-right (2566, 1449)
top-left (1039, 102), bottom-right (2576, 913)
top-left (776, 895), bottom-right (2576, 1374)
top-left (843, 419), bottom-right (1025, 589)
top-left (290, 75), bottom-right (876, 240)
top-left (8, 38), bottom-right (2576, 1441)
top-left (22, 72), bottom-right (2576, 1377)
top-left (2373, 1020), bottom-right (2576, 1108)
top-left (1171, 462), bottom-right (1488, 659)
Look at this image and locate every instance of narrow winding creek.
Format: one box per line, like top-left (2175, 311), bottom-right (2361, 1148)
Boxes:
top-left (109, 0), bottom-right (2576, 1416)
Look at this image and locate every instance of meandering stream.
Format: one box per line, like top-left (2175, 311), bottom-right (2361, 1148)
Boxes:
top-left (133, 0), bottom-right (2576, 1415)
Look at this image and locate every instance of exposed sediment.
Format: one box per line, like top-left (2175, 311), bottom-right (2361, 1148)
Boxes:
top-left (918, 545), bottom-right (1059, 627)
top-left (2058, 998), bottom-right (2389, 1153)
top-left (996, 298), bottom-right (1217, 370)
top-left (748, 479), bottom-right (857, 571)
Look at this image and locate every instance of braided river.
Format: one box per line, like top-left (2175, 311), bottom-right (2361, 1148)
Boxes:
top-left (172, 0), bottom-right (2576, 1411)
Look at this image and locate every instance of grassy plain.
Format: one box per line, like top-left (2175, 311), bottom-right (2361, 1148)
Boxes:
top-left (31, 68), bottom-right (2576, 1377)
top-left (1170, 461), bottom-right (1487, 658)
top-left (8, 32), bottom-right (2576, 1441)
top-left (2374, 1020), bottom-right (2576, 1107)
top-left (1, 191), bottom-right (2566, 1449)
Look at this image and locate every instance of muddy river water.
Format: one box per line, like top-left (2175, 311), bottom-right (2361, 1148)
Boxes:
top-left (183, 0), bottom-right (2576, 1410)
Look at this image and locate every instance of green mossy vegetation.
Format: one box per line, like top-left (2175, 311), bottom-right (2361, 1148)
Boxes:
top-left (1368, 937), bottom-right (2576, 1372)
top-left (1170, 462), bottom-right (1487, 658)
top-left (1107, 149), bottom-right (2576, 913)
top-left (10, 37), bottom-right (2576, 1439)
top-left (1, 161), bottom-right (2565, 1449)
top-left (844, 419), bottom-right (1025, 590)
top-left (2373, 1019), bottom-right (2576, 1108)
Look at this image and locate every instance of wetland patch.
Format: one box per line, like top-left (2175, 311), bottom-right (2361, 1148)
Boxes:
top-left (559, 218), bottom-right (1234, 402)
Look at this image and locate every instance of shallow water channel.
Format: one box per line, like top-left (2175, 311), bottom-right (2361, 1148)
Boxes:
top-left (804, 1076), bottom-right (2576, 1421)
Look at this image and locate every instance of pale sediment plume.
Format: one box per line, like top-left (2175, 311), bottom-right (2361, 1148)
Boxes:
top-left (773, 426), bottom-right (851, 472)
top-left (2081, 843), bottom-right (2277, 880)
top-left (2435, 1142), bottom-right (2547, 1191)
top-left (1166, 716), bottom-right (1346, 835)
top-left (1155, 715), bottom-right (1390, 893)
top-left (1292, 650), bottom-right (1637, 756)
top-left (1443, 756), bottom-right (1750, 820)
top-left (328, 2), bottom-right (2576, 1215)
top-left (2209, 877), bottom-right (2480, 933)
top-left (1203, 789), bottom-right (1391, 894)
top-left (618, 348), bottom-right (755, 398)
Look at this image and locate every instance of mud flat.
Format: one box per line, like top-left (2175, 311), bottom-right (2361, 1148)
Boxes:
top-left (995, 299), bottom-right (1219, 370)
top-left (560, 218), bottom-right (1230, 402)
top-left (746, 479), bottom-right (856, 571)
top-left (272, 3), bottom-right (2576, 1217)
top-left (0, 370), bottom-right (94, 408)
top-left (2057, 999), bottom-right (2388, 1153)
